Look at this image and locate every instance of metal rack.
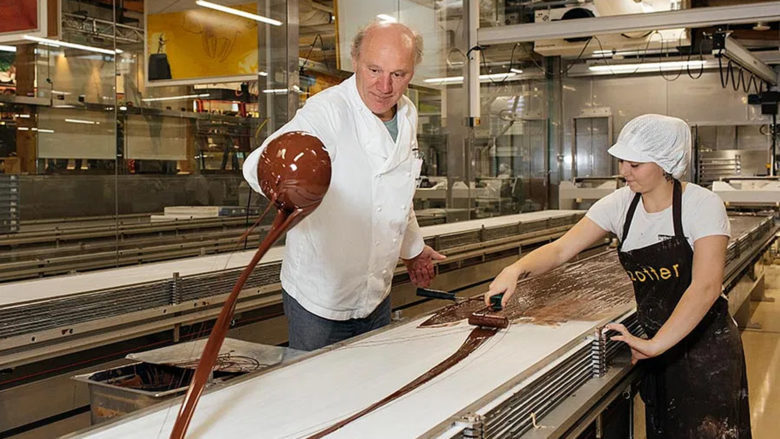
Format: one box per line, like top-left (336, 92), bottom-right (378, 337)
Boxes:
top-left (0, 175), bottom-right (19, 234)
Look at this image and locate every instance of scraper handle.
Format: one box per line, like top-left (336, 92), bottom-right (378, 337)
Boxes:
top-left (490, 293), bottom-right (505, 311)
top-left (416, 287), bottom-right (456, 301)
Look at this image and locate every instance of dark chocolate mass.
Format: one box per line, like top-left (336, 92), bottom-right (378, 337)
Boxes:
top-left (258, 131), bottom-right (331, 217)
top-left (171, 132), bottom-right (331, 439)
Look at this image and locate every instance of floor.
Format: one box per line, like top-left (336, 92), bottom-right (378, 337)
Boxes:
top-left (742, 261), bottom-right (780, 439)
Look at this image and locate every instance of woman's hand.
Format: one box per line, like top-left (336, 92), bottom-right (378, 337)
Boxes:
top-left (484, 263), bottom-right (525, 308)
top-left (604, 323), bottom-right (664, 365)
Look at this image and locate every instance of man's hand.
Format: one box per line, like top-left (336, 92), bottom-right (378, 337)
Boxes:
top-left (402, 245), bottom-right (446, 287)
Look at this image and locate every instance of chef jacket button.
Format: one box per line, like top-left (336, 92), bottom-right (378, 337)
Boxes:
top-left (377, 207), bottom-right (382, 212)
top-left (375, 241), bottom-right (380, 246)
top-left (382, 269), bottom-right (387, 275)
top-left (392, 238), bottom-right (397, 243)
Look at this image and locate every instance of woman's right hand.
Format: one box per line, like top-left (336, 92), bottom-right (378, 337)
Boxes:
top-left (484, 263), bottom-right (525, 308)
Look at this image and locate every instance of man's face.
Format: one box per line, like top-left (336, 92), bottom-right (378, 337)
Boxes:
top-left (353, 28), bottom-right (416, 121)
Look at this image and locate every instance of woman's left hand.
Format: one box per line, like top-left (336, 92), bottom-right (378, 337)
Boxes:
top-left (604, 323), bottom-right (663, 365)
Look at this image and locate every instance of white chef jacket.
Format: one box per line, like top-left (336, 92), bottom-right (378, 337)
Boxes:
top-left (243, 74), bottom-right (425, 320)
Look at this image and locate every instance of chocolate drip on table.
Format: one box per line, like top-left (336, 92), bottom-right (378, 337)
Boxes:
top-left (307, 326), bottom-right (499, 438)
top-left (421, 251), bottom-right (635, 328)
top-left (170, 132), bottom-right (331, 439)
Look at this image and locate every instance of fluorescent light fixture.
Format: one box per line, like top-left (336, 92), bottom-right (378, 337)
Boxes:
top-left (0, 45), bottom-right (15, 52)
top-left (23, 35), bottom-right (121, 55)
top-left (17, 127), bottom-right (28, 131)
top-left (262, 88), bottom-right (289, 94)
top-left (65, 118), bottom-right (100, 125)
top-left (51, 90), bottom-right (71, 95)
top-left (35, 128), bottom-right (55, 133)
top-left (14, 114), bottom-right (31, 118)
top-left (258, 71), bottom-right (268, 76)
top-left (588, 60), bottom-right (706, 73)
top-left (424, 72), bottom-right (518, 84)
top-left (119, 106), bottom-right (127, 111)
top-left (376, 14), bottom-right (397, 23)
top-left (142, 93), bottom-right (210, 102)
top-left (196, 1), bottom-right (281, 26)
top-left (509, 68), bottom-right (523, 74)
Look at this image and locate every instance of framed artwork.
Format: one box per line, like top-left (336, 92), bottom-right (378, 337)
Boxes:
top-left (0, 0), bottom-right (59, 43)
top-left (145, 0), bottom-right (260, 87)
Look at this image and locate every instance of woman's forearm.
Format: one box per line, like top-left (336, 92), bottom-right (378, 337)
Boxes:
top-left (651, 281), bottom-right (722, 354)
top-left (510, 241), bottom-right (568, 278)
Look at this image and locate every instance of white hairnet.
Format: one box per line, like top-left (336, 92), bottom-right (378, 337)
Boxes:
top-left (607, 114), bottom-right (691, 179)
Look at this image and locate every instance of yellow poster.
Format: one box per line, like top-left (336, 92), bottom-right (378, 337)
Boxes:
top-left (147, 3), bottom-right (258, 83)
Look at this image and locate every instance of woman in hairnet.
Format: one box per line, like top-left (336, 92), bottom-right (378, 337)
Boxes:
top-left (486, 114), bottom-right (750, 438)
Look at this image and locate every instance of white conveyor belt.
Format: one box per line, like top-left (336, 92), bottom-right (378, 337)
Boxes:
top-left (71, 314), bottom-right (612, 439)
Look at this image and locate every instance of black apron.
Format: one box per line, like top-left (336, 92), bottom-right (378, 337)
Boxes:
top-left (618, 180), bottom-right (751, 439)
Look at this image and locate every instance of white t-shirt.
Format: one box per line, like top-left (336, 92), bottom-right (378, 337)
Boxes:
top-left (586, 183), bottom-right (730, 252)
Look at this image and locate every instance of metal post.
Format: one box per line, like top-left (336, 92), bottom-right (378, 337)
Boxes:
top-left (590, 326), bottom-right (607, 378)
top-left (464, 0), bottom-right (480, 126)
top-left (461, 413), bottom-right (484, 439)
top-left (172, 271), bottom-right (182, 304)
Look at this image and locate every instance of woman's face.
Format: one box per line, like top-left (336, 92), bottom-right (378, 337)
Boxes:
top-left (619, 160), bottom-right (667, 193)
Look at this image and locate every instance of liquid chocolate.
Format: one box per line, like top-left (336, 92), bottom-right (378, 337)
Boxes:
top-left (420, 251), bottom-right (635, 327)
top-left (307, 327), bottom-right (499, 438)
top-left (170, 132), bottom-right (331, 439)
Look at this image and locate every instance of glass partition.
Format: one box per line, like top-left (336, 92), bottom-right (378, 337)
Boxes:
top-left (0, 0), bottom-right (776, 283)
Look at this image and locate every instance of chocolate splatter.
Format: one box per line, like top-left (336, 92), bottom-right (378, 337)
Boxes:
top-left (420, 251), bottom-right (634, 327)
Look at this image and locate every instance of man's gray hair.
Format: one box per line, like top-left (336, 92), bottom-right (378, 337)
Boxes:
top-left (351, 21), bottom-right (424, 65)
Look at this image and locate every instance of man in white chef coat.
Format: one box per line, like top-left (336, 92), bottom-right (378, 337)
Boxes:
top-left (243, 21), bottom-right (445, 351)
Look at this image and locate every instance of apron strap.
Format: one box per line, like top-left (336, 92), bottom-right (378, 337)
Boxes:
top-left (672, 179), bottom-right (684, 238)
top-left (620, 191), bottom-right (642, 249)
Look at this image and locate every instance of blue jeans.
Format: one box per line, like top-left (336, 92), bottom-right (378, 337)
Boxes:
top-left (281, 289), bottom-right (391, 351)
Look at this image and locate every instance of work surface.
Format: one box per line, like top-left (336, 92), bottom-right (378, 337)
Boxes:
top-left (73, 251), bottom-right (634, 439)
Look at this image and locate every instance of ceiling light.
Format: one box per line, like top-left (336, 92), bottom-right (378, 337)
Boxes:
top-left (262, 88), bottom-right (289, 94)
top-left (376, 14), bottom-right (397, 23)
top-left (65, 118), bottom-right (100, 125)
top-left (588, 60), bottom-right (706, 73)
top-left (424, 72), bottom-right (518, 84)
top-left (142, 93), bottom-right (210, 102)
top-left (509, 68), bottom-right (523, 74)
top-left (258, 71), bottom-right (268, 76)
top-left (196, 1), bottom-right (281, 26)
top-left (0, 45), bottom-right (15, 52)
top-left (753, 22), bottom-right (770, 31)
top-left (23, 35), bottom-right (121, 55)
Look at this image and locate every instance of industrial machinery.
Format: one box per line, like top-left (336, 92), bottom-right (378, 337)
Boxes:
top-left (61, 214), bottom-right (776, 439)
top-left (1, 210), bottom-right (586, 437)
top-left (558, 177), bottom-right (622, 210)
top-left (713, 176), bottom-right (780, 208)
